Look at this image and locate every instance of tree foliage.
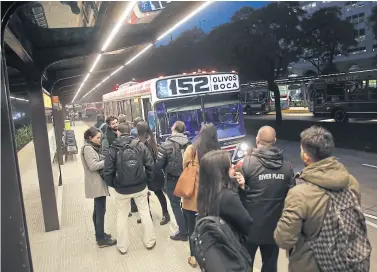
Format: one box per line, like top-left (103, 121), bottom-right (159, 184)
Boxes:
top-left (299, 7), bottom-right (357, 74)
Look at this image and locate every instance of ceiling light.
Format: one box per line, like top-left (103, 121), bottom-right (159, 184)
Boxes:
top-left (90, 54), bottom-right (102, 73)
top-left (125, 44), bottom-right (153, 65)
top-left (111, 66), bottom-right (124, 76)
top-left (83, 73), bottom-right (90, 83)
top-left (79, 1), bottom-right (213, 101)
top-left (157, 1), bottom-right (213, 41)
top-left (101, 1), bottom-right (137, 52)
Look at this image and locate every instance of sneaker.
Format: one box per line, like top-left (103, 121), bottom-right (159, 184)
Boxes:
top-left (188, 256), bottom-right (198, 268)
top-left (146, 241), bottom-right (156, 250)
top-left (170, 232), bottom-right (188, 241)
top-left (97, 237), bottom-right (117, 248)
top-left (160, 214), bottom-right (170, 226)
top-left (128, 212), bottom-right (132, 217)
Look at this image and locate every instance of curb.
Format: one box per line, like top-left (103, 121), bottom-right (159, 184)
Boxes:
top-left (268, 110), bottom-right (310, 115)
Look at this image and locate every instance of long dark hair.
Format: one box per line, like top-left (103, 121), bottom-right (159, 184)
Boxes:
top-left (137, 121), bottom-right (158, 158)
top-left (197, 150), bottom-right (235, 217)
top-left (194, 123), bottom-right (221, 162)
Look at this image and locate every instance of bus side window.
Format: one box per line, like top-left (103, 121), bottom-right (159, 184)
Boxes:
top-left (326, 83), bottom-right (345, 102)
top-left (346, 80), bottom-right (365, 101)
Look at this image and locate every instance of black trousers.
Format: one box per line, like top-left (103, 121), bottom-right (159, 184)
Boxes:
top-left (246, 243), bottom-right (279, 272)
top-left (183, 209), bottom-right (197, 256)
top-left (166, 179), bottom-right (187, 235)
top-left (93, 196), bottom-right (106, 240)
top-left (154, 189), bottom-right (168, 215)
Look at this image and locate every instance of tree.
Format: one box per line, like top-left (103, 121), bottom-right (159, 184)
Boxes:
top-left (299, 7), bottom-right (357, 74)
top-left (206, 2), bottom-right (304, 124)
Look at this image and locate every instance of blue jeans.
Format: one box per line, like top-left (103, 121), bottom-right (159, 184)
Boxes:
top-left (166, 178), bottom-right (187, 235)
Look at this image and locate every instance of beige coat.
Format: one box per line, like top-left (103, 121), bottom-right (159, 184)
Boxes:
top-left (182, 145), bottom-right (199, 212)
top-left (81, 142), bottom-right (109, 199)
top-left (274, 157), bottom-right (361, 272)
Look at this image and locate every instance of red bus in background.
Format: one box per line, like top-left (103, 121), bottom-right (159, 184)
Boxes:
top-left (83, 102), bottom-right (103, 117)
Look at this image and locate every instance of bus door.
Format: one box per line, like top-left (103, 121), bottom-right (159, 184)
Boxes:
top-left (141, 97), bottom-right (152, 122)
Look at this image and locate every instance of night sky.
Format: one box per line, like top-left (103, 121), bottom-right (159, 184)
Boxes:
top-left (158, 1), bottom-right (268, 45)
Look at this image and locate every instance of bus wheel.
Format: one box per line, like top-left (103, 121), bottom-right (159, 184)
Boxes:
top-left (245, 107), bottom-right (253, 115)
top-left (333, 109), bottom-right (347, 122)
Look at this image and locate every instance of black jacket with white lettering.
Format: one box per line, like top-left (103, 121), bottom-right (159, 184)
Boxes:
top-left (240, 147), bottom-right (295, 245)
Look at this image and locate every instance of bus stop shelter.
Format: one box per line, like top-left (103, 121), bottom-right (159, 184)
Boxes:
top-left (1, 2), bottom-right (204, 271)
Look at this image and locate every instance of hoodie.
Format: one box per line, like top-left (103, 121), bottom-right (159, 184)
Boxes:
top-left (241, 147), bottom-right (295, 245)
top-left (274, 157), bottom-right (361, 272)
top-left (156, 133), bottom-right (190, 179)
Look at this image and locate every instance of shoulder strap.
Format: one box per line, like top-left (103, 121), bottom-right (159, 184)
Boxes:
top-left (99, 123), bottom-right (106, 130)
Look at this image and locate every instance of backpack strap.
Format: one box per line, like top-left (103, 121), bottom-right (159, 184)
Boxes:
top-left (99, 123), bottom-right (106, 131)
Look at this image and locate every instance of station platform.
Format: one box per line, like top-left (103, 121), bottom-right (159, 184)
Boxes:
top-left (19, 121), bottom-right (296, 272)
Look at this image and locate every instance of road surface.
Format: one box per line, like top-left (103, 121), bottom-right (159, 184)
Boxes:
top-left (244, 113), bottom-right (377, 124)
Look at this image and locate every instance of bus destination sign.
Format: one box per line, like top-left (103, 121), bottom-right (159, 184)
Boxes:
top-left (156, 73), bottom-right (239, 99)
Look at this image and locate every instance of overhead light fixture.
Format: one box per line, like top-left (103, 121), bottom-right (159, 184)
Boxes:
top-left (83, 73), bottom-right (91, 83)
top-left (157, 1), bottom-right (213, 41)
top-left (81, 1), bottom-right (213, 100)
top-left (10, 96), bottom-right (29, 102)
top-left (90, 54), bottom-right (102, 73)
top-left (72, 1), bottom-right (136, 103)
top-left (101, 1), bottom-right (137, 52)
top-left (111, 66), bottom-right (125, 76)
top-left (125, 44), bottom-right (153, 65)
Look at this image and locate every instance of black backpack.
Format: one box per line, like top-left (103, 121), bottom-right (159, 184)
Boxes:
top-left (114, 140), bottom-right (145, 188)
top-left (165, 140), bottom-right (189, 177)
top-left (191, 192), bottom-right (252, 272)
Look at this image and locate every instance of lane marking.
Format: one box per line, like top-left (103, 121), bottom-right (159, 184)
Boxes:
top-left (364, 213), bottom-right (377, 220)
top-left (366, 220), bottom-right (377, 229)
top-left (362, 164), bottom-right (377, 169)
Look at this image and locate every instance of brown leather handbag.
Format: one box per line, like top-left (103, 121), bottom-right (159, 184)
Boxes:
top-left (173, 147), bottom-right (198, 198)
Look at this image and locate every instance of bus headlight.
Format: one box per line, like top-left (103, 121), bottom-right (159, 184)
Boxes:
top-left (237, 150), bottom-right (245, 158)
top-left (240, 143), bottom-right (248, 151)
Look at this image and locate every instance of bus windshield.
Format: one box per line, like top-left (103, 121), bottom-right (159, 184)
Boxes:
top-left (155, 93), bottom-right (245, 142)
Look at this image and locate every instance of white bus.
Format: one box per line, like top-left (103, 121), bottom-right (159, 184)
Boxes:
top-left (103, 72), bottom-right (249, 162)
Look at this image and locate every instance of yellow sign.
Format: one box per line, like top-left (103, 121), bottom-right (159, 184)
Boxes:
top-left (43, 93), bottom-right (52, 109)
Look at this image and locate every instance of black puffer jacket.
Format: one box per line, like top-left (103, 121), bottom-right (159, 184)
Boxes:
top-left (103, 134), bottom-right (154, 195)
top-left (241, 147), bottom-right (295, 245)
top-left (156, 133), bottom-right (190, 180)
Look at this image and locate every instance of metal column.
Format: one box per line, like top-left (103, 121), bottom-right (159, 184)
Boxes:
top-left (1, 55), bottom-right (34, 272)
top-left (28, 84), bottom-right (60, 232)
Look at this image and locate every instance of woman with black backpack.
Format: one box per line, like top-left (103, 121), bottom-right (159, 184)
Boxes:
top-left (137, 121), bottom-right (170, 226)
top-left (194, 150), bottom-right (254, 272)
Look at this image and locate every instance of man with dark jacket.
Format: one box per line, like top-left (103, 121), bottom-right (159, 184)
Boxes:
top-left (101, 115), bottom-right (120, 156)
top-left (94, 114), bottom-right (107, 134)
top-left (241, 126), bottom-right (295, 272)
top-left (156, 121), bottom-right (190, 241)
top-left (103, 123), bottom-right (156, 254)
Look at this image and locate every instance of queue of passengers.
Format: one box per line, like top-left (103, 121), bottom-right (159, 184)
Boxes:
top-left (83, 114), bottom-right (371, 272)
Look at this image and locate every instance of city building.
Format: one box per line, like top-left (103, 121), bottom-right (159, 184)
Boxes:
top-left (290, 1), bottom-right (377, 76)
